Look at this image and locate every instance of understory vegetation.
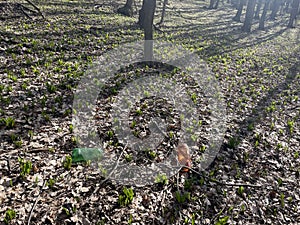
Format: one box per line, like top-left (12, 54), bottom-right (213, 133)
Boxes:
top-left (0, 0), bottom-right (299, 224)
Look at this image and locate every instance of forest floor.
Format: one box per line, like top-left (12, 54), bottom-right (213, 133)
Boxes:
top-left (0, 0), bottom-right (300, 224)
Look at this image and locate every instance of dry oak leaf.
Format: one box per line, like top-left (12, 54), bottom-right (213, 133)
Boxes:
top-left (177, 142), bottom-right (192, 173)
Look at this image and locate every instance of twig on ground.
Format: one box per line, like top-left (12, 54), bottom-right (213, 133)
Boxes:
top-left (176, 172), bottom-right (180, 192)
top-left (211, 204), bottom-right (227, 223)
top-left (27, 178), bottom-right (47, 225)
top-left (27, 148), bottom-right (53, 153)
top-left (6, 159), bottom-right (11, 174)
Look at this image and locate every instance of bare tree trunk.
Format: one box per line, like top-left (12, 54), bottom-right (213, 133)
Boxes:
top-left (254, 0), bottom-right (262, 19)
top-left (157, 0), bottom-right (168, 25)
top-left (214, 0), bottom-right (221, 8)
top-left (241, 0), bottom-right (256, 32)
top-left (284, 0), bottom-right (291, 13)
top-left (259, 0), bottom-right (271, 30)
top-left (288, 0), bottom-right (300, 27)
top-left (233, 0), bottom-right (246, 22)
top-left (117, 0), bottom-right (134, 17)
top-left (209, 0), bottom-right (216, 9)
top-left (270, 0), bottom-right (281, 20)
top-left (231, 0), bottom-right (240, 8)
top-left (138, 0), bottom-right (156, 61)
top-left (208, 0), bottom-right (221, 9)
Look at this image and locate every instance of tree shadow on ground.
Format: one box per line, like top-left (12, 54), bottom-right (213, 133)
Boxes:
top-left (160, 8), bottom-right (294, 57)
top-left (232, 58), bottom-right (300, 143)
top-left (1, 1), bottom-right (299, 224)
top-left (159, 58), bottom-right (299, 224)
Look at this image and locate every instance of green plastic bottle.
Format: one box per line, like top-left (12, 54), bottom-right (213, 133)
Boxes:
top-left (71, 148), bottom-right (103, 163)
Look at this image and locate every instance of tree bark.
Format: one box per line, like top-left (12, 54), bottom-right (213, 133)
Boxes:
top-left (288, 0), bottom-right (300, 27)
top-left (231, 0), bottom-right (240, 8)
top-left (117, 0), bottom-right (134, 17)
top-left (208, 0), bottom-right (221, 9)
top-left (214, 0), bottom-right (221, 8)
top-left (241, 0), bottom-right (256, 32)
top-left (270, 0), bottom-right (281, 20)
top-left (254, 0), bottom-right (262, 19)
top-left (209, 0), bottom-right (216, 9)
top-left (233, 0), bottom-right (246, 22)
top-left (284, 0), bottom-right (291, 13)
top-left (259, 0), bottom-right (270, 30)
top-left (138, 0), bottom-right (156, 61)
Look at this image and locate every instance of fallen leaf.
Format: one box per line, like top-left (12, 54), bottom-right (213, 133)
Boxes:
top-left (177, 142), bottom-right (192, 172)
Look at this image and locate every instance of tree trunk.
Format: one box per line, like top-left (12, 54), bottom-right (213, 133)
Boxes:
top-left (233, 0), bottom-right (246, 22)
top-left (231, 0), bottom-right (240, 8)
top-left (254, 0), bottom-right (262, 19)
top-left (157, 0), bottom-right (168, 25)
top-left (117, 0), bottom-right (134, 17)
top-left (138, 0), bottom-right (156, 61)
top-left (259, 0), bottom-right (270, 30)
top-left (241, 0), bottom-right (256, 32)
top-left (270, 0), bottom-right (281, 20)
top-left (284, 0), bottom-right (291, 13)
top-left (214, 0), bottom-right (221, 8)
top-left (288, 0), bottom-right (300, 27)
top-left (208, 0), bottom-right (221, 9)
top-left (209, 0), bottom-right (216, 9)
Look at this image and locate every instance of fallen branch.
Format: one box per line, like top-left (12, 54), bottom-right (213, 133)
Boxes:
top-left (27, 148), bottom-right (52, 153)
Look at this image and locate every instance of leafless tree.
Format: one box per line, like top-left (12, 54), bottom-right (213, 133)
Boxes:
top-left (241, 0), bottom-right (256, 32)
top-left (117, 0), bottom-right (134, 17)
top-left (288, 0), bottom-right (300, 27)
